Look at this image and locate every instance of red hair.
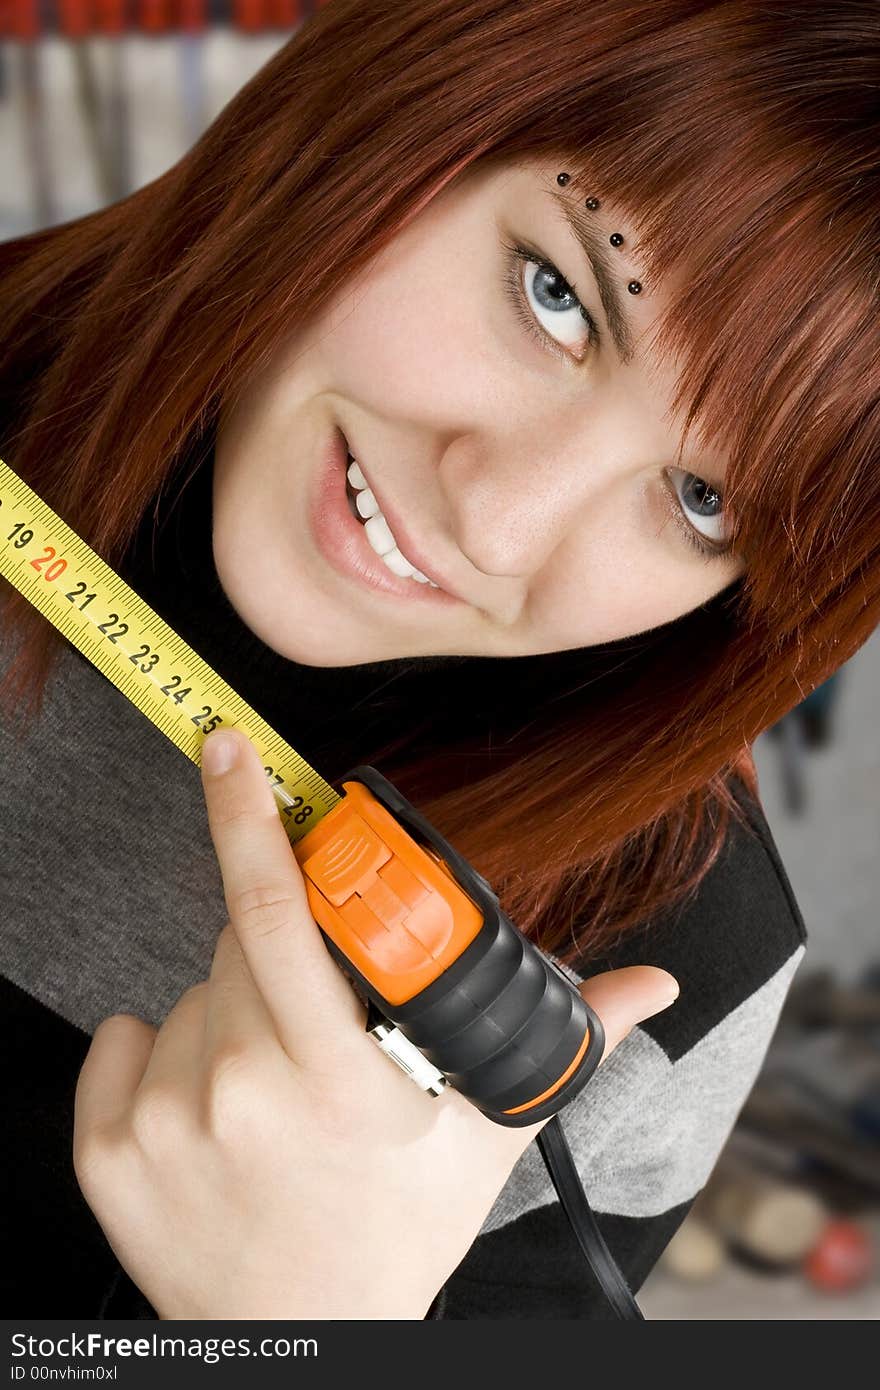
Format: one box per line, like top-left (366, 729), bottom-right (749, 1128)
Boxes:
top-left (1, 0), bottom-right (877, 965)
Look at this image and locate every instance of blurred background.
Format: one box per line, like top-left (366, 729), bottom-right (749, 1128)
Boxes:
top-left (1, 3), bottom-right (877, 1321)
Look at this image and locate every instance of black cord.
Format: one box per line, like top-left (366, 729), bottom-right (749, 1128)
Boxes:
top-left (536, 1114), bottom-right (645, 1321)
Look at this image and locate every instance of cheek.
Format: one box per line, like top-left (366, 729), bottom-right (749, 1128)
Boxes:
top-left (315, 259), bottom-right (492, 421)
top-left (530, 525), bottom-right (732, 648)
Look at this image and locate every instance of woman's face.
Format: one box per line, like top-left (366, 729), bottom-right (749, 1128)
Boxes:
top-left (213, 156), bottom-right (743, 666)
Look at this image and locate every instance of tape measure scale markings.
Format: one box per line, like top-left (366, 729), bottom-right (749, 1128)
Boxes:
top-left (0, 457), bottom-right (340, 843)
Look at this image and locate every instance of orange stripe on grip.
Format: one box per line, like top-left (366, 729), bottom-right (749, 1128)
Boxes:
top-left (502, 1024), bottom-right (594, 1116)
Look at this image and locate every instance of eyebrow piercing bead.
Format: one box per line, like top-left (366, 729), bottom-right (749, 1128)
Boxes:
top-left (556, 175), bottom-right (644, 294)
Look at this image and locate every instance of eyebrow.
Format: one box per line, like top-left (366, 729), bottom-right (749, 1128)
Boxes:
top-left (551, 190), bottom-right (639, 367)
top-left (547, 188), bottom-right (732, 493)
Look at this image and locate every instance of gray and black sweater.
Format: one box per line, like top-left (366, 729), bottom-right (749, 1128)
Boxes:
top-left (0, 438), bottom-right (806, 1319)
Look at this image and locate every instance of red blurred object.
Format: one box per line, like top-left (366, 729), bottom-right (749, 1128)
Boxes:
top-left (234, 0), bottom-right (301, 30)
top-left (140, 0), bottom-right (171, 32)
top-left (0, 0), bottom-right (305, 36)
top-left (58, 0), bottom-right (93, 38)
top-left (267, 0), bottom-right (301, 24)
top-left (804, 1220), bottom-right (874, 1292)
top-left (8, 0), bottom-right (39, 39)
top-left (234, 0), bottom-right (264, 31)
top-left (178, 0), bottom-right (206, 32)
top-left (95, 0), bottom-right (127, 33)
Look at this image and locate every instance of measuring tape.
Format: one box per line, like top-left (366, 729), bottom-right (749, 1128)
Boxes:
top-left (0, 457), bottom-right (340, 844)
top-left (0, 454), bottom-right (605, 1127)
top-left (0, 450), bottom-right (639, 1314)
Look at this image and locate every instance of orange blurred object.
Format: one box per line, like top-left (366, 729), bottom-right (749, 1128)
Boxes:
top-left (804, 1220), bottom-right (874, 1292)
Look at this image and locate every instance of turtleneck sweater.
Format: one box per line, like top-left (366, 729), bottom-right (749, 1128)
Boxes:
top-left (1, 431), bottom-right (807, 1320)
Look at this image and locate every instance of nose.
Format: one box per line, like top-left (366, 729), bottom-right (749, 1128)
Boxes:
top-left (439, 425), bottom-right (619, 579)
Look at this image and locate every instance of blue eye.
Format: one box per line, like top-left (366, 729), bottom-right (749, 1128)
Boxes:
top-left (676, 472), bottom-right (724, 533)
top-left (664, 469), bottom-right (734, 561)
top-left (502, 240), bottom-right (600, 361)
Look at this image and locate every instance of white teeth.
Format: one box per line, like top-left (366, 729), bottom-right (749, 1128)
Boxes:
top-left (348, 455), bottom-right (441, 588)
top-left (346, 459), bottom-right (367, 490)
top-left (364, 513), bottom-right (395, 556)
top-left (381, 546), bottom-right (418, 578)
top-left (355, 487), bottom-right (380, 520)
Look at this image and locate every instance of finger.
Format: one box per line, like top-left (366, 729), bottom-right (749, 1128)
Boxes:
top-left (578, 965), bottom-right (679, 1061)
top-left (203, 921), bottom-right (280, 1059)
top-left (200, 727), bottom-right (364, 1065)
top-left (137, 982), bottom-right (210, 1092)
top-left (481, 966), bottom-right (682, 1160)
top-left (74, 1013), bottom-right (157, 1140)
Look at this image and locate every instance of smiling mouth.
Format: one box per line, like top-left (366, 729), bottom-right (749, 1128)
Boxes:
top-left (343, 449), bottom-right (438, 587)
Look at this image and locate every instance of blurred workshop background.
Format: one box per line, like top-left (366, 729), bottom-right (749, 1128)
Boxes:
top-left (1, 1), bottom-right (878, 1322)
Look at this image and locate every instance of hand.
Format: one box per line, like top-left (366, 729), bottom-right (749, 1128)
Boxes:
top-left (73, 728), bottom-right (679, 1321)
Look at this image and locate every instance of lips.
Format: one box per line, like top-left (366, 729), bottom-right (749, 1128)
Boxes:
top-left (341, 434), bottom-right (468, 601)
top-left (306, 426), bottom-right (463, 606)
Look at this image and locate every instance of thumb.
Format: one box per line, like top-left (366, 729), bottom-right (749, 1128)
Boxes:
top-left (578, 965), bottom-right (679, 1062)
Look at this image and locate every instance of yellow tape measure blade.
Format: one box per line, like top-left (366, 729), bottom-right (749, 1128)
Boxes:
top-left (0, 457), bottom-right (340, 843)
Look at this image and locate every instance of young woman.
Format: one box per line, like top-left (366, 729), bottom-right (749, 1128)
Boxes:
top-left (1, 0), bottom-right (877, 1319)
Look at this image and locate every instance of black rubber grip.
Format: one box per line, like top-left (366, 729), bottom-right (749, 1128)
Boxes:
top-left (329, 765), bottom-right (605, 1127)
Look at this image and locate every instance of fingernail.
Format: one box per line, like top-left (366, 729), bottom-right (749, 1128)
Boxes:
top-left (202, 731), bottom-right (239, 775)
top-left (653, 973), bottom-right (680, 1008)
top-left (637, 971), bottom-right (680, 1021)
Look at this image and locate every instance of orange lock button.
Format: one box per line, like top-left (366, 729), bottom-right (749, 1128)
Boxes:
top-left (294, 781), bottom-right (484, 1005)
